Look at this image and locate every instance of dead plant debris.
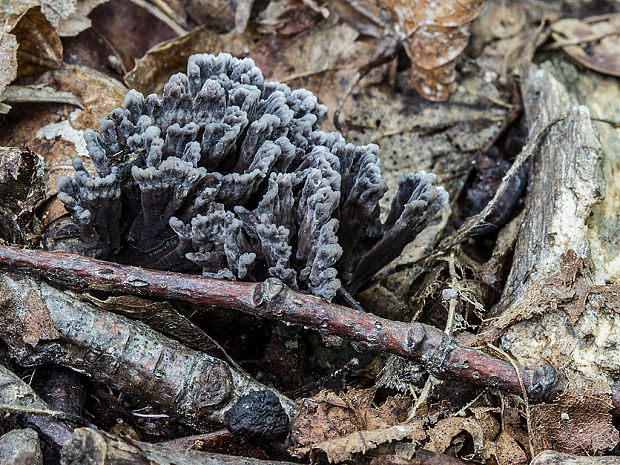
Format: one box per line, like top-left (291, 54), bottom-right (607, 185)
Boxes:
top-left (0, 0), bottom-right (619, 463)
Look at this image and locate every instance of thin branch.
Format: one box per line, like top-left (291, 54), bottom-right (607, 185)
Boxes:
top-left (416, 116), bottom-right (568, 265)
top-left (0, 245), bottom-right (574, 405)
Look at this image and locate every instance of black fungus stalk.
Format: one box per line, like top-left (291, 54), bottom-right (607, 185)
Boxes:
top-left (53, 53), bottom-right (448, 301)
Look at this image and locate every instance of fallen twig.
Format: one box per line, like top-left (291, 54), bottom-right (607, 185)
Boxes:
top-left (419, 115), bottom-right (567, 263)
top-left (0, 245), bottom-right (578, 405)
top-left (0, 404), bottom-right (81, 423)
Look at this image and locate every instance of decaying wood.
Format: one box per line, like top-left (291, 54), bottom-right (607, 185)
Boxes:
top-left (0, 364), bottom-right (73, 449)
top-left (0, 245), bottom-right (569, 403)
top-left (0, 271), bottom-right (297, 430)
top-left (60, 427), bottom-right (299, 465)
top-left (478, 60), bottom-right (620, 390)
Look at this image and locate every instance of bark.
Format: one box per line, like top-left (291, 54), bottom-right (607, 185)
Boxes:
top-left (0, 429), bottom-right (43, 465)
top-left (60, 427), bottom-right (299, 465)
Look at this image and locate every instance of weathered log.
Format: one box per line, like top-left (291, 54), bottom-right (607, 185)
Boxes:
top-left (0, 272), bottom-right (296, 431)
top-left (478, 59), bottom-right (620, 391)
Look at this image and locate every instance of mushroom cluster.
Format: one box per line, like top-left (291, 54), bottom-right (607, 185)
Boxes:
top-left (54, 53), bottom-right (448, 302)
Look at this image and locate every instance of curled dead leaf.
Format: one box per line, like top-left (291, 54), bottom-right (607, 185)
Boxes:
top-left (290, 388), bottom-right (412, 460)
top-left (332, 0), bottom-right (484, 100)
top-left (124, 28), bottom-right (252, 95)
top-left (493, 431), bottom-right (528, 465)
top-left (0, 0), bottom-right (108, 36)
top-left (551, 14), bottom-right (620, 77)
top-left (384, 0), bottom-right (485, 101)
top-left (0, 84), bottom-right (82, 109)
top-left (10, 6), bottom-right (62, 77)
top-left (310, 422), bottom-right (426, 464)
top-left (426, 409), bottom-right (499, 461)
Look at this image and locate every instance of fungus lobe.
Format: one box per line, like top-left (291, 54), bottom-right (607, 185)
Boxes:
top-left (53, 53), bottom-right (448, 302)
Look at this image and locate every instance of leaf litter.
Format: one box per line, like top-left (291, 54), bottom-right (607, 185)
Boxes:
top-left (0, 0), bottom-right (619, 462)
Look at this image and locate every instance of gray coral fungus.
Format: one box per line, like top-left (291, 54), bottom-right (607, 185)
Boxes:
top-left (54, 53), bottom-right (448, 302)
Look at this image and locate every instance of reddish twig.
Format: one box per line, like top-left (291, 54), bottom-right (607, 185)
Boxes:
top-left (0, 245), bottom-right (603, 407)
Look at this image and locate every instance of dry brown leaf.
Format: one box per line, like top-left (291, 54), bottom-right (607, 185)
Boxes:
top-left (478, 24), bottom-right (548, 76)
top-left (81, 294), bottom-right (222, 355)
top-left (126, 15), bottom-right (379, 131)
top-left (426, 410), bottom-right (499, 461)
top-left (124, 28), bottom-right (252, 95)
top-left (256, 0), bottom-right (322, 36)
top-left (290, 388), bottom-right (412, 459)
top-left (291, 390), bottom-right (362, 454)
top-left (9, 6), bottom-right (62, 77)
top-left (485, 0), bottom-right (527, 39)
top-left (261, 17), bottom-right (379, 130)
top-left (470, 0), bottom-right (559, 76)
top-left (0, 84), bottom-right (82, 108)
top-left (332, 0), bottom-right (484, 100)
top-left (0, 65), bottom-right (125, 228)
top-left (23, 289), bottom-right (61, 347)
top-left (551, 14), bottom-right (620, 77)
top-left (493, 431), bottom-right (527, 465)
top-left (367, 395), bottom-right (411, 430)
top-left (0, 0), bottom-right (108, 36)
top-left (39, 65), bottom-right (125, 199)
top-left (310, 422), bottom-right (426, 464)
top-left (51, 65), bottom-right (126, 130)
top-left (384, 0), bottom-right (485, 101)
top-left (530, 378), bottom-right (619, 455)
top-left (0, 105), bottom-right (83, 201)
top-left (259, 17), bottom-right (366, 77)
top-left (61, 0), bottom-right (179, 76)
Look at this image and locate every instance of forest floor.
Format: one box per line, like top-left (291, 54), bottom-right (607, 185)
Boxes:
top-left (0, 0), bottom-right (619, 464)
